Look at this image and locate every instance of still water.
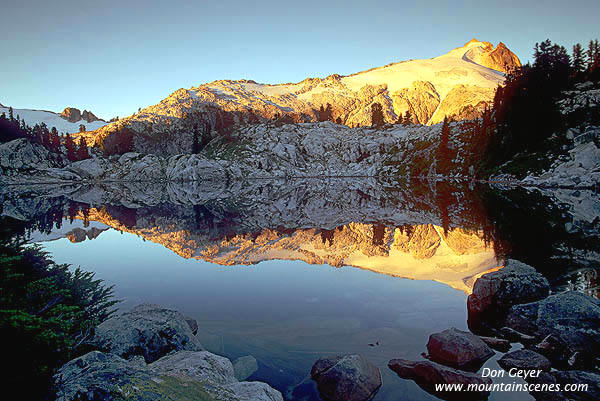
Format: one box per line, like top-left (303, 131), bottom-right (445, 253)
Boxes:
top-left (4, 179), bottom-right (598, 400)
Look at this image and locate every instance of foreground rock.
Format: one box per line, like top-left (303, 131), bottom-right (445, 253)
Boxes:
top-left (310, 354), bottom-right (381, 401)
top-left (93, 304), bottom-right (204, 363)
top-left (497, 349), bottom-right (551, 372)
top-left (505, 291), bottom-right (600, 368)
top-left (233, 355), bottom-right (259, 381)
top-left (426, 327), bottom-right (495, 371)
top-left (477, 336), bottom-right (510, 352)
top-left (467, 260), bottom-right (549, 331)
top-left (552, 370), bottom-right (600, 401)
top-left (55, 350), bottom-right (283, 401)
top-left (388, 358), bottom-right (492, 400)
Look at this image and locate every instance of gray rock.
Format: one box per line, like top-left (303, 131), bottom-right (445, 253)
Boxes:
top-left (426, 327), bottom-right (495, 371)
top-left (388, 358), bottom-right (492, 400)
top-left (93, 304), bottom-right (203, 363)
top-left (0, 138), bottom-right (62, 171)
top-left (497, 349), bottom-right (551, 372)
top-left (505, 291), bottom-right (600, 367)
top-left (223, 382), bottom-right (284, 401)
top-left (310, 354), bottom-right (382, 401)
top-left (67, 157), bottom-right (109, 179)
top-left (148, 350), bottom-right (236, 385)
top-left (184, 316), bottom-right (198, 335)
top-left (233, 355), bottom-right (259, 381)
top-left (467, 260), bottom-right (549, 331)
top-left (54, 350), bottom-right (284, 401)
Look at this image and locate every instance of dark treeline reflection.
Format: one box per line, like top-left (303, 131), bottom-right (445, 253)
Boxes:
top-left (1, 179), bottom-right (598, 294)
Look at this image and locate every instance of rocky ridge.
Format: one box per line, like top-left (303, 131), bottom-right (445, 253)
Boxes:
top-left (84, 39), bottom-right (519, 154)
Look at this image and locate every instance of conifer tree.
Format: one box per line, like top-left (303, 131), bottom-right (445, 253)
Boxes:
top-left (395, 113), bottom-right (403, 125)
top-left (572, 43), bottom-right (585, 77)
top-left (403, 110), bottom-right (412, 126)
top-left (65, 134), bottom-right (77, 161)
top-left (370, 102), bottom-right (384, 127)
top-left (76, 138), bottom-right (89, 160)
top-left (437, 116), bottom-right (452, 175)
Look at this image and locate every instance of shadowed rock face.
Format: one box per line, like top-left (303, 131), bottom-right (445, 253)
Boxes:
top-left (61, 107), bottom-right (102, 123)
top-left (310, 354), bottom-right (381, 401)
top-left (426, 327), bottom-right (495, 371)
top-left (504, 291), bottom-right (600, 367)
top-left (388, 358), bottom-right (492, 401)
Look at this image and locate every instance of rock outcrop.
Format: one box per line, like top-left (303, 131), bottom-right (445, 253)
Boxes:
top-left (93, 304), bottom-right (204, 363)
top-left (61, 107), bottom-right (82, 123)
top-left (61, 107), bottom-right (102, 123)
top-left (56, 304), bottom-right (283, 401)
top-left (505, 291), bottom-right (600, 368)
top-left (426, 327), bottom-right (495, 371)
top-left (467, 259), bottom-right (550, 331)
top-left (388, 358), bottom-right (492, 400)
top-left (55, 350), bottom-right (283, 401)
top-left (310, 354), bottom-right (382, 401)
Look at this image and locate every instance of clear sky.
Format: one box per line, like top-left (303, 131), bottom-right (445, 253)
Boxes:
top-left (1, 0), bottom-right (598, 119)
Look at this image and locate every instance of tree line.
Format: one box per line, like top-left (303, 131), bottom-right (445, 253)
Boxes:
top-left (479, 38), bottom-right (600, 174)
top-left (0, 108), bottom-right (90, 162)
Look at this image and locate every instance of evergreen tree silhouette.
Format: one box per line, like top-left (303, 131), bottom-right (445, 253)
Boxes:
top-left (370, 102), bottom-right (384, 127)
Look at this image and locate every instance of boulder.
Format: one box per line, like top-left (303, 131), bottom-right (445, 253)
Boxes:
top-left (233, 355), bottom-right (259, 381)
top-left (148, 350), bottom-right (236, 385)
top-left (552, 370), bottom-right (600, 401)
top-left (310, 354), bottom-right (381, 401)
top-left (498, 327), bottom-right (536, 345)
top-left (388, 358), bottom-right (492, 400)
top-left (477, 336), bottom-right (510, 352)
top-left (93, 304), bottom-right (203, 363)
top-left (497, 349), bottom-right (551, 372)
top-left (426, 327), bottom-right (495, 371)
top-left (467, 260), bottom-right (549, 331)
top-left (67, 157), bottom-right (109, 179)
top-left (505, 291), bottom-right (600, 368)
top-left (54, 350), bottom-right (284, 401)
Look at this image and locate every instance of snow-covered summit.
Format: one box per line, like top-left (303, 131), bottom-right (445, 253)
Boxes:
top-left (86, 40), bottom-right (520, 154)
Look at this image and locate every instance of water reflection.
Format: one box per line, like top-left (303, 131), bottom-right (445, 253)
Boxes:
top-left (1, 179), bottom-right (598, 401)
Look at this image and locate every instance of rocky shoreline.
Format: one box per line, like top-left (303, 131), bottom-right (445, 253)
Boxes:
top-left (55, 304), bottom-right (282, 401)
top-left (294, 259), bottom-right (600, 401)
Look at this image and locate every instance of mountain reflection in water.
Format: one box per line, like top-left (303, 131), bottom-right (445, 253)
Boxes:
top-left (1, 179), bottom-right (598, 401)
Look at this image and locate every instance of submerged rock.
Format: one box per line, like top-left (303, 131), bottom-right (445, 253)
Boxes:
top-left (467, 260), bottom-right (549, 331)
top-left (388, 358), bottom-right (491, 400)
top-left (232, 355), bottom-right (259, 381)
top-left (93, 304), bottom-right (203, 363)
top-left (497, 349), bottom-right (551, 372)
top-left (310, 354), bottom-right (382, 401)
top-left (426, 327), bottom-right (495, 371)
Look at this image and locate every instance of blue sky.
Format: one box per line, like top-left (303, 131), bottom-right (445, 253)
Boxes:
top-left (1, 0), bottom-right (598, 119)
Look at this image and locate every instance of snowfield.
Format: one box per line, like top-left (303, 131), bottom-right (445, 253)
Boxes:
top-left (0, 105), bottom-right (107, 134)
